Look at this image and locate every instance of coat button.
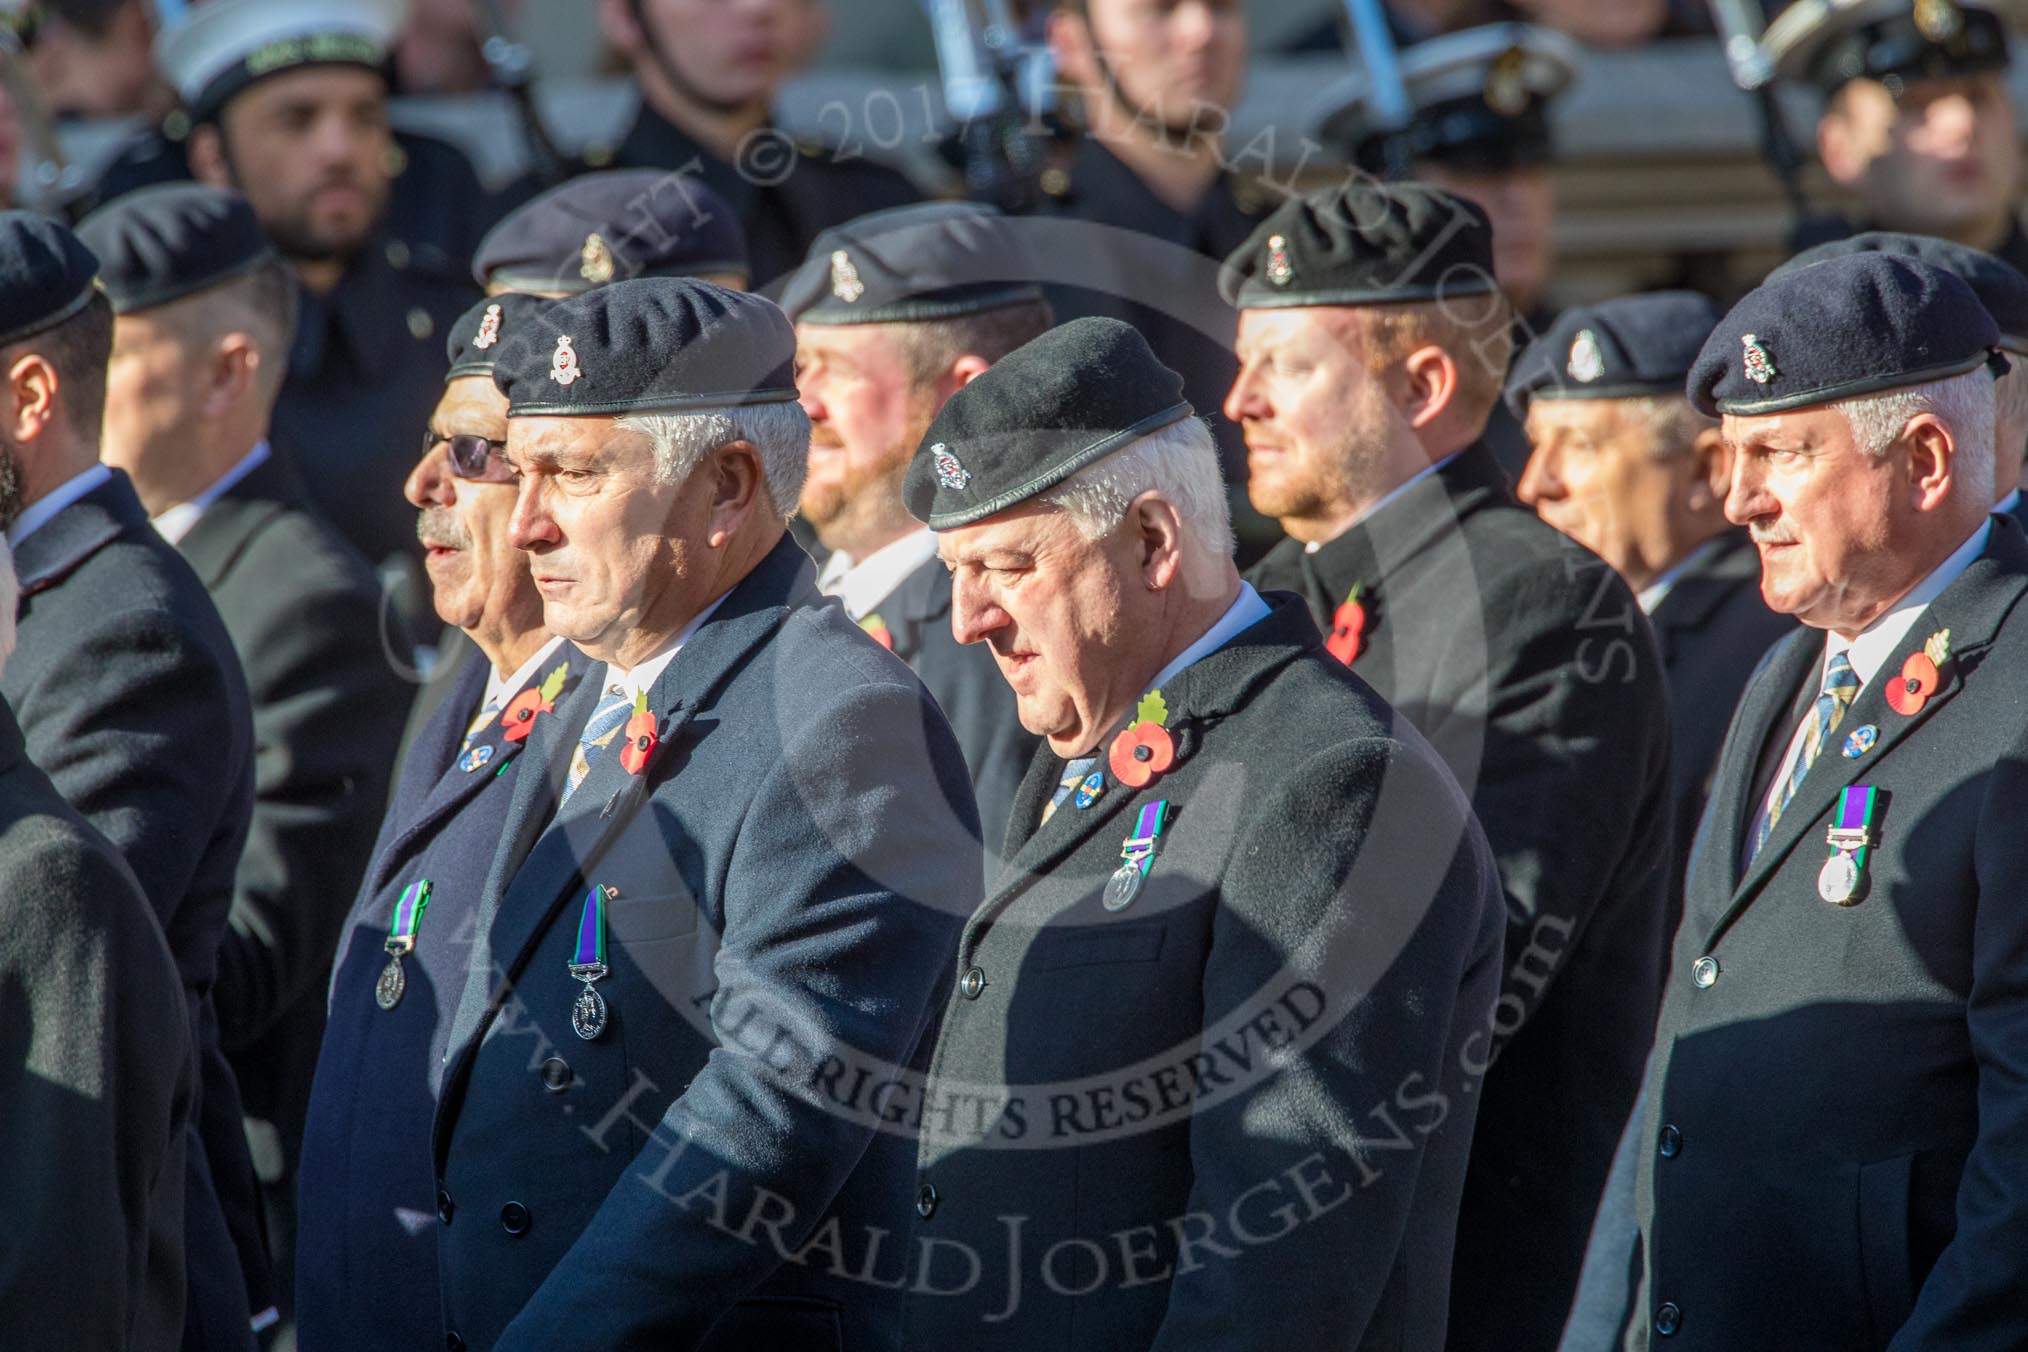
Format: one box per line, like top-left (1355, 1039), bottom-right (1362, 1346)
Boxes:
top-left (1658, 1125), bottom-right (1682, 1159)
top-left (540, 1057), bottom-right (572, 1092)
top-left (916, 1183), bottom-right (939, 1219)
top-left (1654, 1302), bottom-right (1681, 1337)
top-left (500, 1201), bottom-right (531, 1235)
top-left (445, 1334), bottom-right (465, 1352)
top-left (436, 1184), bottom-right (455, 1225)
top-left (958, 966), bottom-right (986, 1000)
top-left (1691, 955), bottom-right (1719, 988)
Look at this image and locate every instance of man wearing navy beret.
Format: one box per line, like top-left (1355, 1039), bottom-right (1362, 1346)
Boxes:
top-left (783, 201), bottom-right (1048, 868)
top-left (474, 168), bottom-right (750, 297)
top-left (1225, 179), bottom-right (1675, 1350)
top-left (425, 278), bottom-right (979, 1349)
top-left (0, 210), bottom-right (269, 1349)
top-left (895, 314), bottom-right (1502, 1350)
top-left (1612, 251), bottom-right (2028, 1349)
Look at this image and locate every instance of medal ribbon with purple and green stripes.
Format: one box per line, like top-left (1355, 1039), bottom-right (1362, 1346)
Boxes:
top-left (1835, 785), bottom-right (1879, 868)
top-left (571, 884), bottom-right (608, 974)
top-left (385, 879), bottom-right (430, 955)
top-left (1121, 800), bottom-right (1169, 877)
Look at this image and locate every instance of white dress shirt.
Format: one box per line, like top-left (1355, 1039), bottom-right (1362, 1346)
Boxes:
top-left (481, 634), bottom-right (567, 714)
top-left (151, 441), bottom-right (272, 545)
top-left (815, 528), bottom-right (939, 621)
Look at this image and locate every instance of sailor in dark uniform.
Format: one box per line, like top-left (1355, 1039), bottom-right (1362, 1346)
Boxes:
top-left (1314, 21), bottom-right (1581, 481)
top-left (293, 291), bottom-right (584, 1352)
top-left (780, 201), bottom-right (1046, 868)
top-left (898, 315), bottom-right (1505, 1350)
top-left (151, 0), bottom-right (480, 587)
top-left (591, 0), bottom-right (921, 286)
top-left (1774, 227), bottom-right (2028, 528)
top-left (1768, 0), bottom-right (2028, 275)
top-left (471, 167), bottom-right (751, 297)
top-left (1032, 0), bottom-right (1274, 553)
top-left (1226, 183), bottom-right (1676, 1351)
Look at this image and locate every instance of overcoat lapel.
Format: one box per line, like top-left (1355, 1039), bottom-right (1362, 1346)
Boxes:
top-left (13, 472), bottom-right (140, 602)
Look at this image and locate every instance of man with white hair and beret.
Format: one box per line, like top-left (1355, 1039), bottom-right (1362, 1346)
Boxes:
top-left (1610, 250), bottom-right (2028, 1349)
top-left (898, 315), bottom-right (1505, 1349)
top-left (425, 277), bottom-right (980, 1349)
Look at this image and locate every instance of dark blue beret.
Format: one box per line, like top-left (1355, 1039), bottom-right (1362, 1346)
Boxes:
top-left (904, 316), bottom-right (1192, 531)
top-left (780, 202), bottom-right (1044, 326)
top-left (445, 293), bottom-right (554, 381)
top-left (1505, 291), bottom-right (1721, 416)
top-left (492, 277), bottom-right (797, 418)
top-left (1773, 230), bottom-right (2028, 353)
top-left (1689, 252), bottom-right (2001, 418)
top-left (472, 169), bottom-right (749, 294)
top-left (0, 211), bottom-right (101, 347)
top-left (1221, 180), bottom-right (1498, 309)
top-left (76, 184), bottom-right (274, 315)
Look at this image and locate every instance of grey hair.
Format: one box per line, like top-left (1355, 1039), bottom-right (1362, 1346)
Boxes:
top-left (1036, 416), bottom-right (1235, 557)
top-left (1616, 394), bottom-right (1718, 459)
top-left (615, 402), bottom-right (812, 517)
top-left (1831, 367), bottom-right (1996, 505)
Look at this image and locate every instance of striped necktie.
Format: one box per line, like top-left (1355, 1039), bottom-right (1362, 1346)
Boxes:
top-left (1751, 651), bottom-right (1860, 860)
top-left (1039, 755), bottom-right (1099, 827)
top-left (562, 684), bottom-right (635, 806)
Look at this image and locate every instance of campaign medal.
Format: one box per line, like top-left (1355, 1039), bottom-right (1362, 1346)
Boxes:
top-left (1817, 785), bottom-right (1880, 906)
top-left (377, 879), bottom-right (431, 1010)
top-left (569, 884), bottom-right (611, 1039)
top-left (1105, 800), bottom-right (1171, 911)
top-left (1108, 690), bottom-right (1176, 790)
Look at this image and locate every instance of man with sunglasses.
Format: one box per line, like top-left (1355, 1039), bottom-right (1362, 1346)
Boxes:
top-left (82, 182), bottom-right (413, 1333)
top-left (292, 291), bottom-right (597, 1352)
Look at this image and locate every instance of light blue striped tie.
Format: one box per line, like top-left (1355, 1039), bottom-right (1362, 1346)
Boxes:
top-left (1752, 651), bottom-right (1860, 860)
top-left (1039, 755), bottom-right (1100, 827)
top-left (561, 684), bottom-right (635, 806)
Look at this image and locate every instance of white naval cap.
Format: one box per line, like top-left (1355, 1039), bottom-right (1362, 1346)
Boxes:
top-left (1764, 0), bottom-right (2028, 91)
top-left (154, 0), bottom-right (408, 124)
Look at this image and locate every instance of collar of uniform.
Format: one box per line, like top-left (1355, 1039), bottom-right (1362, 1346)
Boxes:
top-left (153, 439), bottom-right (271, 546)
top-left (818, 528), bottom-right (938, 621)
top-left (10, 466), bottom-right (145, 596)
top-left (8, 462), bottom-right (114, 550)
top-left (614, 100), bottom-right (760, 221)
top-left (1145, 582), bottom-right (1272, 695)
top-left (1825, 516), bottom-right (1990, 688)
top-left (1061, 136), bottom-right (1251, 251)
top-left (1304, 449), bottom-right (1466, 555)
top-left (1998, 487), bottom-right (2022, 518)
top-left (299, 241), bottom-right (407, 381)
top-left (605, 589), bottom-right (734, 704)
top-left (1124, 588), bottom-right (1321, 737)
top-left (483, 633), bottom-right (567, 714)
top-left (1636, 531), bottom-right (1729, 615)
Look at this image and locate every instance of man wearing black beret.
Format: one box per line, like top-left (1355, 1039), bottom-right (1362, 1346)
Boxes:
top-left (295, 291), bottom-right (598, 1352)
top-left (1510, 291), bottom-right (1795, 929)
top-left (1608, 250), bottom-right (2028, 1349)
top-left (1224, 180), bottom-right (1675, 1350)
top-left (0, 210), bottom-right (269, 1350)
top-left (1774, 228), bottom-right (2028, 531)
top-left (423, 277), bottom-right (978, 1349)
top-left (78, 180), bottom-right (413, 1330)
top-left (474, 168), bottom-right (750, 297)
top-left (783, 201), bottom-right (1047, 867)
top-left (897, 315), bottom-right (1503, 1349)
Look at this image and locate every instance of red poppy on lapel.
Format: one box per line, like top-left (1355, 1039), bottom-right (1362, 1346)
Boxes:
top-left (1326, 583), bottom-right (1367, 666)
top-left (620, 693), bottom-right (658, 775)
top-left (501, 661), bottom-right (571, 743)
top-left (859, 613), bottom-right (895, 651)
top-left (1886, 629), bottom-right (1950, 717)
top-left (1108, 690), bottom-right (1175, 789)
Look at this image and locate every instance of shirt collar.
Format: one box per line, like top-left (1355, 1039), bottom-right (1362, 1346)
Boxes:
top-left (8, 463), bottom-right (113, 549)
top-left (1827, 517), bottom-right (1991, 688)
top-left (1144, 582), bottom-right (1272, 696)
top-left (605, 591), bottom-right (733, 701)
top-left (152, 441), bottom-right (271, 546)
top-left (1305, 451), bottom-right (1462, 553)
top-left (482, 634), bottom-right (566, 714)
top-left (1996, 487), bottom-right (2021, 518)
top-left (816, 528), bottom-right (937, 621)
top-left (1637, 534), bottom-right (1729, 615)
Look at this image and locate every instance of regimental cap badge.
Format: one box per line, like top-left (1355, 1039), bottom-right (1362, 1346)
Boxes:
top-left (1741, 333), bottom-right (1777, 385)
top-left (1915, 0), bottom-right (1963, 43)
top-left (1485, 46), bottom-right (1532, 118)
top-left (1266, 233), bottom-right (1293, 287)
top-left (580, 232), bottom-right (617, 285)
top-left (931, 442), bottom-right (970, 490)
top-left (1567, 328), bottom-right (1605, 383)
top-left (550, 334), bottom-right (583, 387)
top-left (830, 249), bottom-right (865, 303)
top-left (472, 303), bottom-right (503, 350)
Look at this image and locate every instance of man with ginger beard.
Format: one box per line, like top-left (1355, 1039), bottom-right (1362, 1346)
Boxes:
top-left (293, 291), bottom-right (596, 1352)
top-left (154, 0), bottom-right (479, 584)
top-left (1227, 181), bottom-right (1673, 1351)
top-left (782, 201), bottom-right (1044, 863)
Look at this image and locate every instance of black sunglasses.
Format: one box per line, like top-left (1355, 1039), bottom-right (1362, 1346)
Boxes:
top-left (422, 429), bottom-right (515, 483)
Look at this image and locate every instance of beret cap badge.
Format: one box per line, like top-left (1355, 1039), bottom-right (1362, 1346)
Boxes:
top-left (473, 303), bottom-right (503, 350)
top-left (830, 250), bottom-right (866, 303)
top-left (1741, 333), bottom-right (1777, 385)
top-left (550, 334), bottom-right (584, 387)
top-left (1567, 329), bottom-right (1605, 383)
top-left (1266, 234), bottom-right (1294, 287)
top-left (580, 233), bottom-right (616, 285)
top-left (932, 443), bottom-right (971, 490)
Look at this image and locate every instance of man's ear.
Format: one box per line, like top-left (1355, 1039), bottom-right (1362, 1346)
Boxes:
top-left (1398, 344), bottom-right (1461, 431)
top-left (6, 353), bottom-right (58, 445)
top-left (187, 123), bottom-right (230, 188)
top-left (1816, 93), bottom-right (1866, 189)
top-left (1047, 7), bottom-right (1097, 90)
top-left (703, 439), bottom-right (767, 548)
top-left (201, 333), bottom-right (260, 420)
top-left (1689, 425), bottom-right (1732, 511)
top-left (1898, 412), bottom-right (1958, 512)
top-left (1128, 490), bottom-right (1186, 593)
